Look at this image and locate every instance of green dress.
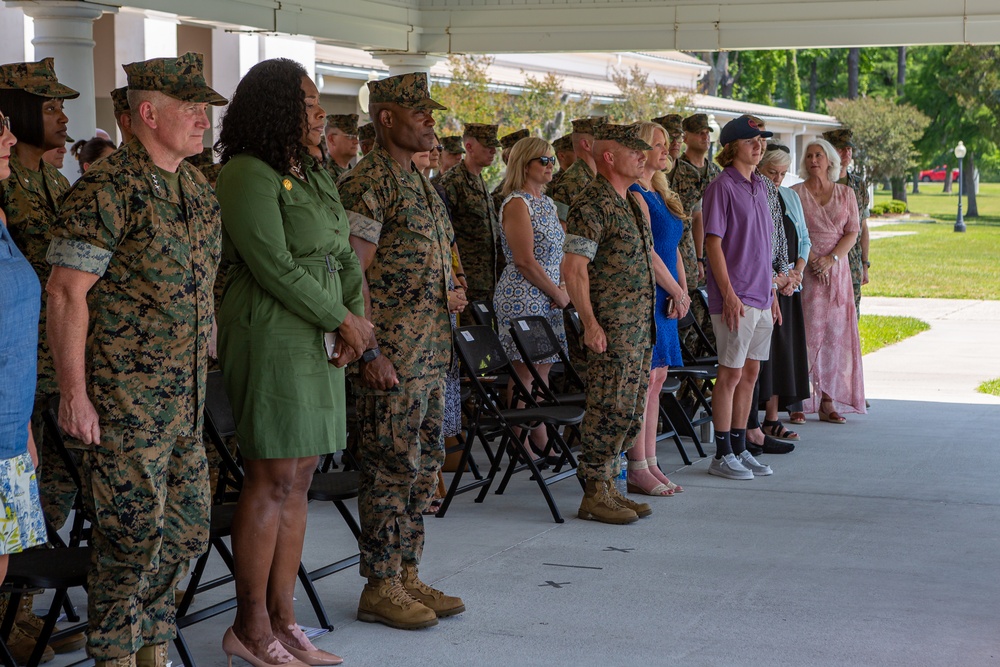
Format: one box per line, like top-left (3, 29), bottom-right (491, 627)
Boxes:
top-left (215, 154), bottom-right (365, 459)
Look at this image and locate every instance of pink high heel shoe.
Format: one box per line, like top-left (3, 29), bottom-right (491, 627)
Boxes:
top-left (222, 627), bottom-right (309, 667)
top-left (278, 625), bottom-right (343, 666)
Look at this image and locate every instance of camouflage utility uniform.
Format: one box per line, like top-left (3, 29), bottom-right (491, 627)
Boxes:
top-left (548, 157), bottom-right (594, 223)
top-left (339, 144), bottom-right (453, 580)
top-left (48, 136), bottom-right (220, 659)
top-left (669, 154), bottom-right (720, 288)
top-left (435, 159), bottom-right (501, 318)
top-left (564, 174), bottom-right (655, 481)
top-left (840, 171), bottom-right (870, 313)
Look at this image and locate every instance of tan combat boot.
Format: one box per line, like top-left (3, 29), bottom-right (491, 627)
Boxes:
top-left (578, 479), bottom-right (639, 524)
top-left (135, 643), bottom-right (168, 667)
top-left (4, 623), bottom-right (55, 665)
top-left (357, 577), bottom-right (438, 630)
top-left (400, 564), bottom-right (465, 618)
top-left (605, 480), bottom-right (653, 518)
top-left (15, 593), bottom-right (86, 654)
top-left (95, 656), bottom-right (136, 667)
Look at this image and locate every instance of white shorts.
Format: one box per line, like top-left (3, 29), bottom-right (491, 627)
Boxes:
top-left (711, 306), bottom-right (773, 369)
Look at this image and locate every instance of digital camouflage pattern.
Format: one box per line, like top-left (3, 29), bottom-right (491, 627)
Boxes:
top-left (358, 122), bottom-right (375, 143)
top-left (552, 135), bottom-right (573, 152)
top-left (326, 113), bottom-right (358, 135)
top-left (682, 113), bottom-right (710, 133)
top-left (463, 123), bottom-right (501, 148)
top-left (123, 51), bottom-right (226, 105)
top-left (355, 375), bottom-right (445, 578)
top-left (0, 57), bottom-right (79, 98)
top-left (570, 116), bottom-right (605, 135)
top-left (327, 160), bottom-right (349, 182)
top-left (48, 136), bottom-right (221, 438)
top-left (367, 72), bottom-right (445, 111)
top-left (564, 175), bottom-right (655, 481)
top-left (490, 181), bottom-right (505, 221)
top-left (547, 157), bottom-right (594, 222)
top-left (593, 122), bottom-right (652, 151)
top-left (499, 128), bottom-right (529, 150)
top-left (339, 143), bottom-right (452, 579)
top-left (839, 171), bottom-right (870, 312)
top-left (111, 86), bottom-right (129, 116)
top-left (669, 154), bottom-right (721, 286)
top-left (434, 159), bottom-right (502, 312)
top-left (440, 136), bottom-right (464, 154)
top-left (823, 128), bottom-right (855, 150)
top-left (79, 431), bottom-right (209, 658)
top-left (652, 113), bottom-right (683, 139)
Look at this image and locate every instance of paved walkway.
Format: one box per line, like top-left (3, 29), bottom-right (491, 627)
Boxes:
top-left (45, 298), bottom-right (1000, 667)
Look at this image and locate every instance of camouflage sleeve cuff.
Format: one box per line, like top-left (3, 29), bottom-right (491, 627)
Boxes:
top-left (46, 237), bottom-right (111, 276)
top-left (348, 211), bottom-right (382, 245)
top-left (564, 234), bottom-right (597, 261)
top-left (554, 201), bottom-right (569, 221)
top-left (692, 199), bottom-right (702, 214)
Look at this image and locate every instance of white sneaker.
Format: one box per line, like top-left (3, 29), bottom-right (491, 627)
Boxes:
top-left (738, 450), bottom-right (773, 476)
top-left (708, 453), bottom-right (754, 480)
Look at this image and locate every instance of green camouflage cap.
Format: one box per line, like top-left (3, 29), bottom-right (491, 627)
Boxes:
top-left (652, 113), bottom-right (684, 138)
top-left (823, 128), bottom-right (855, 149)
top-left (553, 134), bottom-right (574, 151)
top-left (594, 122), bottom-right (653, 151)
top-left (367, 72), bottom-right (445, 111)
top-left (111, 86), bottom-right (129, 116)
top-left (500, 128), bottom-right (530, 150)
top-left (0, 58), bottom-right (79, 99)
top-left (440, 135), bottom-right (465, 154)
top-left (682, 113), bottom-right (710, 133)
top-left (325, 113), bottom-right (358, 135)
top-left (463, 123), bottom-right (501, 148)
top-left (358, 122), bottom-right (375, 142)
top-left (571, 116), bottom-right (606, 135)
top-left (123, 52), bottom-right (227, 106)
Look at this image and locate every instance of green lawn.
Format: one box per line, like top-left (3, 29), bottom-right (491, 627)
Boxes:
top-left (873, 181), bottom-right (1000, 226)
top-left (858, 315), bottom-right (930, 355)
top-left (978, 378), bottom-right (1000, 397)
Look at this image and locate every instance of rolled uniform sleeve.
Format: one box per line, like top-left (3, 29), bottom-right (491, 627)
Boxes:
top-left (216, 158), bottom-right (349, 332)
top-left (564, 202), bottom-right (604, 261)
top-left (47, 173), bottom-right (122, 276)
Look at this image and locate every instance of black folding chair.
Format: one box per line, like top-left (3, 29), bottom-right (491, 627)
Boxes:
top-left (452, 325), bottom-right (585, 523)
top-left (508, 315), bottom-right (586, 408)
top-left (469, 300), bottom-right (499, 331)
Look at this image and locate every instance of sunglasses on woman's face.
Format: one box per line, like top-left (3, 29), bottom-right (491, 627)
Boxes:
top-left (431, 144), bottom-right (443, 152)
top-left (0, 115), bottom-right (10, 137)
top-left (532, 156), bottom-right (557, 166)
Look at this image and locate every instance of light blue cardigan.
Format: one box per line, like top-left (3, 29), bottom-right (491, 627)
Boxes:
top-left (778, 186), bottom-right (812, 263)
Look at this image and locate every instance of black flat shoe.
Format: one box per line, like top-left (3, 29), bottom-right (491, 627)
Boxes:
top-left (528, 443), bottom-right (561, 467)
top-left (761, 435), bottom-right (794, 454)
top-left (745, 442), bottom-right (763, 456)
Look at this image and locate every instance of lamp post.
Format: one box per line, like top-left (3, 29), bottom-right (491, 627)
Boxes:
top-left (707, 114), bottom-right (721, 163)
top-left (954, 140), bottom-right (967, 232)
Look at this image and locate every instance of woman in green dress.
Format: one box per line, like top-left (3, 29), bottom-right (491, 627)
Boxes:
top-left (214, 58), bottom-right (371, 667)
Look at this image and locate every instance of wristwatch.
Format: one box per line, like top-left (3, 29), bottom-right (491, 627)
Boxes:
top-left (697, 257), bottom-right (706, 264)
top-left (361, 347), bottom-right (381, 363)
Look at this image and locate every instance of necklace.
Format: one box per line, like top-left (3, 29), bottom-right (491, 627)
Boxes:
top-left (737, 175), bottom-right (756, 197)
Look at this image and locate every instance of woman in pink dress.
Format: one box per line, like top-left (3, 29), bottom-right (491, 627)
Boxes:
top-left (790, 139), bottom-right (866, 422)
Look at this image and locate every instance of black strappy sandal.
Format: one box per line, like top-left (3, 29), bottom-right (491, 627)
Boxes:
top-left (762, 419), bottom-right (799, 441)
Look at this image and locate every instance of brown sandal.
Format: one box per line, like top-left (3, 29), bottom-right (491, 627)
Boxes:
top-left (818, 402), bottom-right (846, 424)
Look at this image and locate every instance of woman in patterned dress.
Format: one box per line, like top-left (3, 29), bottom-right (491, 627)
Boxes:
top-left (493, 137), bottom-right (570, 458)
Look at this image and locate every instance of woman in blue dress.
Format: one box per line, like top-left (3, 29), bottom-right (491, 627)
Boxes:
top-left (626, 121), bottom-right (690, 496)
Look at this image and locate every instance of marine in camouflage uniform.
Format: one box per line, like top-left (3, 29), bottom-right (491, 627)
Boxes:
top-left (340, 72), bottom-right (462, 629)
top-left (824, 128), bottom-right (870, 315)
top-left (358, 121), bottom-right (375, 156)
top-left (435, 123), bottom-right (502, 320)
top-left (46, 53), bottom-right (225, 664)
top-left (491, 128), bottom-right (529, 212)
top-left (550, 134), bottom-right (575, 187)
top-left (430, 136), bottom-right (464, 185)
top-left (547, 117), bottom-right (603, 223)
top-left (563, 123), bottom-right (656, 524)
top-left (324, 113), bottom-right (358, 181)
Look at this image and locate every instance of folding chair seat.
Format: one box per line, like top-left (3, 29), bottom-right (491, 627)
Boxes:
top-left (1, 547), bottom-right (91, 667)
top-left (508, 316), bottom-right (586, 408)
top-left (452, 325), bottom-right (585, 523)
top-left (468, 300), bottom-right (499, 331)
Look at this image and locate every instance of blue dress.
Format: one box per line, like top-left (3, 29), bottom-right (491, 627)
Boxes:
top-left (630, 184), bottom-right (683, 369)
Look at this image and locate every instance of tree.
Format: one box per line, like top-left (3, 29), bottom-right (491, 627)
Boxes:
top-left (604, 65), bottom-right (691, 123)
top-left (827, 97), bottom-right (930, 201)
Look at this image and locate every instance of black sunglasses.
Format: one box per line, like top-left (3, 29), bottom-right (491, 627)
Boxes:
top-left (431, 144), bottom-right (443, 152)
top-left (532, 156), bottom-right (557, 166)
top-left (0, 115), bottom-right (9, 137)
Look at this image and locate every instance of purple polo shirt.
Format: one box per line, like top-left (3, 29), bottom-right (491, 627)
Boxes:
top-left (702, 166), bottom-right (774, 314)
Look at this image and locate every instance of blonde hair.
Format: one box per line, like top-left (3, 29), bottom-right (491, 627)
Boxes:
top-left (501, 137), bottom-right (554, 197)
top-left (798, 138), bottom-right (841, 181)
top-left (715, 140), bottom-right (740, 169)
top-left (635, 121), bottom-right (688, 222)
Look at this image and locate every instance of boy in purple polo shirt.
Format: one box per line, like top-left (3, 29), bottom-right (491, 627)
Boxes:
top-left (702, 115), bottom-right (780, 480)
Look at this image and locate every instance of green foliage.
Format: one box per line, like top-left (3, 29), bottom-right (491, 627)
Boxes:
top-left (977, 378), bottom-right (1000, 397)
top-left (604, 65), bottom-right (691, 123)
top-left (781, 51), bottom-right (804, 111)
top-left (871, 199), bottom-right (907, 216)
top-left (858, 315), bottom-right (929, 355)
top-left (827, 97), bottom-right (929, 183)
top-left (732, 51), bottom-right (783, 105)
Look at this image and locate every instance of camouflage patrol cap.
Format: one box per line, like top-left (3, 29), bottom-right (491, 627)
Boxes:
top-left (0, 58), bottom-right (79, 99)
top-left (463, 123), bottom-right (501, 148)
top-left (440, 135), bottom-right (465, 154)
top-left (652, 113), bottom-right (684, 138)
top-left (122, 52), bottom-right (227, 106)
top-left (682, 113), bottom-right (710, 133)
top-left (358, 122), bottom-right (375, 142)
top-left (553, 135), bottom-right (573, 151)
top-left (111, 86), bottom-right (129, 116)
top-left (823, 128), bottom-right (855, 149)
top-left (500, 128), bottom-right (530, 150)
top-left (367, 72), bottom-right (446, 111)
top-left (571, 116), bottom-right (606, 135)
top-left (325, 113), bottom-right (359, 135)
top-left (594, 123), bottom-right (653, 151)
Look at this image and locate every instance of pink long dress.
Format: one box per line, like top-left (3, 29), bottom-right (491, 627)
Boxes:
top-left (790, 182), bottom-right (866, 415)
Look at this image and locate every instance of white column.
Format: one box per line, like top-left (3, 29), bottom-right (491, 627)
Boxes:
top-left (6, 0), bottom-right (117, 181)
top-left (372, 52), bottom-right (441, 77)
top-left (0, 6), bottom-right (30, 64)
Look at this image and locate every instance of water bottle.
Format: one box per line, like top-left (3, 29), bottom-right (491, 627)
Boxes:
top-left (615, 452), bottom-right (629, 495)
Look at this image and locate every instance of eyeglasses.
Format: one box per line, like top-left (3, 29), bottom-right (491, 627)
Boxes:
top-left (532, 156), bottom-right (557, 166)
top-left (0, 115), bottom-right (9, 137)
top-left (431, 144), bottom-right (443, 152)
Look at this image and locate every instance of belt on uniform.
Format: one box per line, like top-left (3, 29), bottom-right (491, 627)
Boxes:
top-left (295, 255), bottom-right (343, 273)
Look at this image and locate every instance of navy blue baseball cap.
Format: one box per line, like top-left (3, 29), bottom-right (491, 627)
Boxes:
top-left (719, 115), bottom-right (773, 146)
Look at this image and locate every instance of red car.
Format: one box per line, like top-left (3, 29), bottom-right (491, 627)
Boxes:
top-left (919, 165), bottom-right (960, 182)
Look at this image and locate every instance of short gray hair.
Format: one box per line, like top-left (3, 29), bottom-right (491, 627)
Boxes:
top-left (798, 138), bottom-right (841, 181)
